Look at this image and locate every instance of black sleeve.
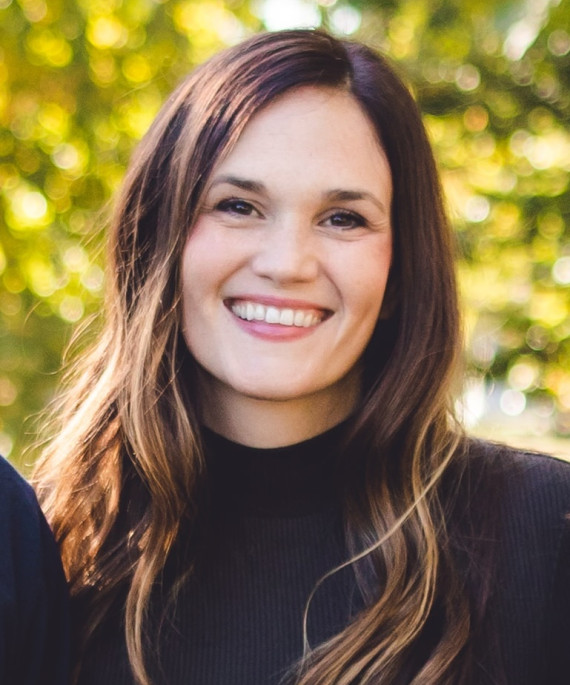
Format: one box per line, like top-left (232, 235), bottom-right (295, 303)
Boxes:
top-left (490, 450), bottom-right (570, 685)
top-left (0, 456), bottom-right (70, 685)
top-left (544, 512), bottom-right (570, 684)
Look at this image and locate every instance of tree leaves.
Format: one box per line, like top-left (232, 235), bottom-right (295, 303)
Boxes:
top-left (1, 0), bottom-right (569, 466)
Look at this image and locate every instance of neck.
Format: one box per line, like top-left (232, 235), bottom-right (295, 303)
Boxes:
top-left (197, 372), bottom-right (361, 448)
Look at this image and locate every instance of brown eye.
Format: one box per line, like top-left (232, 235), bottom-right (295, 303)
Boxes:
top-left (216, 198), bottom-right (257, 216)
top-left (325, 210), bottom-right (366, 230)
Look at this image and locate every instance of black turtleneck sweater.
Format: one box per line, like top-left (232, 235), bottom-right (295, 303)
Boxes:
top-left (78, 424), bottom-right (358, 685)
top-left (75, 428), bottom-right (570, 685)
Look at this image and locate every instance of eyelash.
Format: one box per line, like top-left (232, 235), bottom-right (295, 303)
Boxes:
top-left (215, 198), bottom-right (259, 216)
top-left (323, 210), bottom-right (367, 230)
top-left (213, 198), bottom-right (368, 231)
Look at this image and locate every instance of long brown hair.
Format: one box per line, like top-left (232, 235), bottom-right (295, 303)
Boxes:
top-left (34, 30), bottom-right (497, 685)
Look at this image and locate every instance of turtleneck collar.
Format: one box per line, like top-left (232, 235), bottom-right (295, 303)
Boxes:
top-left (202, 421), bottom-right (348, 517)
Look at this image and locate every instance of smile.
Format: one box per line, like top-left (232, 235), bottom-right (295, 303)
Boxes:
top-left (227, 300), bottom-right (327, 327)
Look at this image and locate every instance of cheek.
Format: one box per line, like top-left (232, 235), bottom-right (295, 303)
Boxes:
top-left (180, 234), bottom-right (213, 351)
top-left (182, 222), bottom-right (215, 287)
top-left (179, 223), bottom-right (245, 339)
top-left (341, 242), bottom-right (392, 320)
top-left (180, 244), bottom-right (201, 322)
top-left (181, 222), bottom-right (223, 304)
top-left (181, 217), bottom-right (248, 289)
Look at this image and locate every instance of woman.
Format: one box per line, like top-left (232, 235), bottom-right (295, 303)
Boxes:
top-left (33, 29), bottom-right (570, 685)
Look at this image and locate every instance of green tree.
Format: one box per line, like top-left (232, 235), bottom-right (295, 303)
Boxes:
top-left (1, 0), bottom-right (569, 470)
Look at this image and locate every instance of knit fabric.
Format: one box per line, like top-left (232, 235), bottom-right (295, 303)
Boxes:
top-left (75, 430), bottom-right (570, 685)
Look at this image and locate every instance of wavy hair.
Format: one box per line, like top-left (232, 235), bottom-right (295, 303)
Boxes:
top-left (33, 30), bottom-right (498, 685)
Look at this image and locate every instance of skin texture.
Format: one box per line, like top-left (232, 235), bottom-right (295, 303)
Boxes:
top-left (181, 86), bottom-right (393, 447)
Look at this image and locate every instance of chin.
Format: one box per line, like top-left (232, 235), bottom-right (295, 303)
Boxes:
top-left (234, 382), bottom-right (319, 403)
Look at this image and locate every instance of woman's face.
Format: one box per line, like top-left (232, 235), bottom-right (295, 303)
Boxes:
top-left (181, 86), bottom-right (393, 434)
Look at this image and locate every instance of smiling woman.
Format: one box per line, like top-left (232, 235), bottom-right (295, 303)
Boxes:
top-left (182, 87), bottom-right (392, 446)
top-left (32, 29), bottom-right (570, 685)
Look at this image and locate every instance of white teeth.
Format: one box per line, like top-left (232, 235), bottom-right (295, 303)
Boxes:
top-left (293, 310), bottom-right (305, 326)
top-left (230, 301), bottom-right (324, 327)
top-left (279, 309), bottom-right (294, 325)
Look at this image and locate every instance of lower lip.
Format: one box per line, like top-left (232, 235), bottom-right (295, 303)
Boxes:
top-left (230, 312), bottom-right (323, 341)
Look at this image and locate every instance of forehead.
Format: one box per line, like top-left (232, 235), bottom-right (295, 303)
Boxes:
top-left (206, 86), bottom-right (392, 198)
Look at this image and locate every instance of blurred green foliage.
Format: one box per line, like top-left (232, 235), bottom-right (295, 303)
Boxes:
top-left (1, 0), bottom-right (569, 468)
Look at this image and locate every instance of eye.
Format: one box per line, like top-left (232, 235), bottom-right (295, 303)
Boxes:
top-left (323, 210), bottom-right (367, 230)
top-left (215, 198), bottom-right (258, 216)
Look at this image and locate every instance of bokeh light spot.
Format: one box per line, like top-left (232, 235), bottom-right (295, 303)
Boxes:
top-left (52, 143), bottom-right (80, 171)
top-left (80, 265), bottom-right (105, 292)
top-left (87, 16), bottom-right (129, 50)
top-left (0, 378), bottom-right (18, 407)
top-left (21, 0), bottom-right (47, 23)
top-left (122, 54), bottom-right (153, 83)
top-left (464, 196), bottom-right (490, 223)
top-left (63, 245), bottom-right (89, 272)
top-left (330, 5), bottom-right (361, 35)
top-left (548, 29), bottom-right (570, 56)
top-left (463, 105), bottom-right (488, 132)
top-left (8, 188), bottom-right (51, 229)
top-left (500, 389), bottom-right (526, 416)
top-left (455, 64), bottom-right (480, 92)
top-left (59, 295), bottom-right (85, 322)
top-left (260, 0), bottom-right (321, 30)
top-left (508, 359), bottom-right (538, 391)
top-left (26, 28), bottom-right (73, 67)
top-left (526, 325), bottom-right (549, 351)
top-left (552, 257), bottom-right (570, 285)
top-left (26, 258), bottom-right (58, 297)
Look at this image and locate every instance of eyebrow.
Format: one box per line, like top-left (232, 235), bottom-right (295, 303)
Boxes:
top-left (209, 175), bottom-right (388, 214)
top-left (324, 189), bottom-right (388, 214)
top-left (209, 175), bottom-right (266, 194)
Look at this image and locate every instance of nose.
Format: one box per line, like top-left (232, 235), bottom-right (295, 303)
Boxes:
top-left (251, 217), bottom-right (319, 285)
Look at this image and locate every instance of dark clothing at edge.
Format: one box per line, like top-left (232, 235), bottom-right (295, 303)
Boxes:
top-left (0, 456), bottom-right (70, 685)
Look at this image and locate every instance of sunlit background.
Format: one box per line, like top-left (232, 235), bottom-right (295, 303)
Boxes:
top-left (1, 0), bottom-right (569, 470)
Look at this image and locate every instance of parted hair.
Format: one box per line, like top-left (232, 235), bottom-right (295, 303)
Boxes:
top-left (33, 29), bottom-right (500, 685)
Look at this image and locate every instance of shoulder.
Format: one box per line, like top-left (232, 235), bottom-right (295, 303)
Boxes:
top-left (0, 455), bottom-right (47, 540)
top-left (462, 441), bottom-right (570, 683)
top-left (0, 453), bottom-right (32, 488)
top-left (0, 454), bottom-right (61, 581)
top-left (0, 455), bottom-right (69, 600)
top-left (453, 439), bottom-right (569, 607)
top-left (465, 439), bottom-right (570, 519)
top-left (464, 439), bottom-right (569, 605)
top-left (462, 439), bottom-right (570, 554)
